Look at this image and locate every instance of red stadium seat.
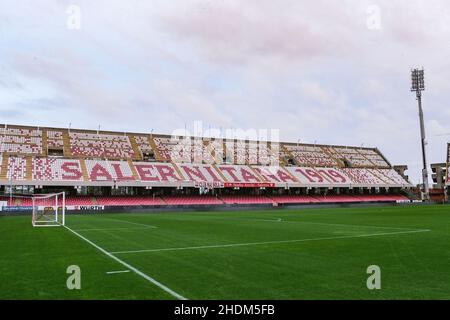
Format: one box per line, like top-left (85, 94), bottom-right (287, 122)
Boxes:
top-left (220, 195), bottom-right (274, 204)
top-left (270, 195), bottom-right (320, 204)
top-left (94, 196), bottom-right (163, 206)
top-left (163, 195), bottom-right (224, 205)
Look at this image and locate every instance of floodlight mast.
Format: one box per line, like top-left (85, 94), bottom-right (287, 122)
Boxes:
top-left (410, 68), bottom-right (429, 200)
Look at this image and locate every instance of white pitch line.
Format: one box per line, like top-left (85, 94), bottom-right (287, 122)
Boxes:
top-left (200, 215), bottom-right (423, 231)
top-left (106, 270), bottom-right (131, 274)
top-left (111, 229), bottom-right (431, 255)
top-left (63, 225), bottom-right (187, 300)
top-left (103, 217), bottom-right (158, 229)
top-left (242, 217), bottom-right (422, 231)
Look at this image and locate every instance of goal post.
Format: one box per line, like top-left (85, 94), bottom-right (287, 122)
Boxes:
top-left (32, 192), bottom-right (65, 227)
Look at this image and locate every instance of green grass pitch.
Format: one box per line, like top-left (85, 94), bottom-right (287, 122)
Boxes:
top-left (1, 205), bottom-right (449, 299)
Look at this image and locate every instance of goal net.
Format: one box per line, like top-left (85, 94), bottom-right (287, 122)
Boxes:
top-left (32, 192), bottom-right (65, 227)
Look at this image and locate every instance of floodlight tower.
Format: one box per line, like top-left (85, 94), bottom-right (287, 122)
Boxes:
top-left (410, 68), bottom-right (429, 200)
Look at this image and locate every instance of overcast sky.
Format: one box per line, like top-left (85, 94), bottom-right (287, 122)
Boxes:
top-left (1, 0), bottom-right (449, 184)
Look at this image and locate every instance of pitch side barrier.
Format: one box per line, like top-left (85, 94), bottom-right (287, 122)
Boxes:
top-left (0, 201), bottom-right (424, 216)
top-left (63, 201), bottom-right (433, 214)
top-left (3, 200), bottom-right (441, 216)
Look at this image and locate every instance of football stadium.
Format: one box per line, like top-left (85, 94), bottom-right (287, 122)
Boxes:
top-left (0, 124), bottom-right (449, 300)
top-left (1, 1), bottom-right (450, 312)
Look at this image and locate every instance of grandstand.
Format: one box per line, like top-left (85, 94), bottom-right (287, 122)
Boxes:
top-left (447, 143), bottom-right (450, 186)
top-left (0, 124), bottom-right (412, 209)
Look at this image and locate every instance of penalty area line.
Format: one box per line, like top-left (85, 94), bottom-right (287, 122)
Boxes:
top-left (106, 270), bottom-right (131, 275)
top-left (240, 217), bottom-right (423, 231)
top-left (111, 229), bottom-right (431, 255)
top-left (63, 225), bottom-right (187, 300)
top-left (103, 217), bottom-right (158, 229)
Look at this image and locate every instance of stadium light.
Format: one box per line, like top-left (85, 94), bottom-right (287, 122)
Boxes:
top-left (410, 68), bottom-right (429, 200)
top-left (411, 69), bottom-right (425, 92)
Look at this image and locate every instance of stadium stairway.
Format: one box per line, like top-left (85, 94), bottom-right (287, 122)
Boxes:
top-left (357, 148), bottom-right (376, 167)
top-left (62, 131), bottom-right (71, 157)
top-left (128, 134), bottom-right (142, 161)
top-left (375, 168), bottom-right (401, 185)
top-left (41, 129), bottom-right (48, 156)
top-left (147, 136), bottom-right (163, 161)
top-left (0, 155), bottom-right (8, 180)
top-left (369, 168), bottom-right (389, 184)
top-left (212, 164), bottom-right (228, 181)
top-left (79, 159), bottom-right (90, 181)
top-left (159, 196), bottom-right (167, 205)
top-left (127, 159), bottom-right (140, 180)
top-left (281, 145), bottom-right (294, 165)
top-left (25, 156), bottom-right (32, 181)
top-left (322, 146), bottom-right (344, 167)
